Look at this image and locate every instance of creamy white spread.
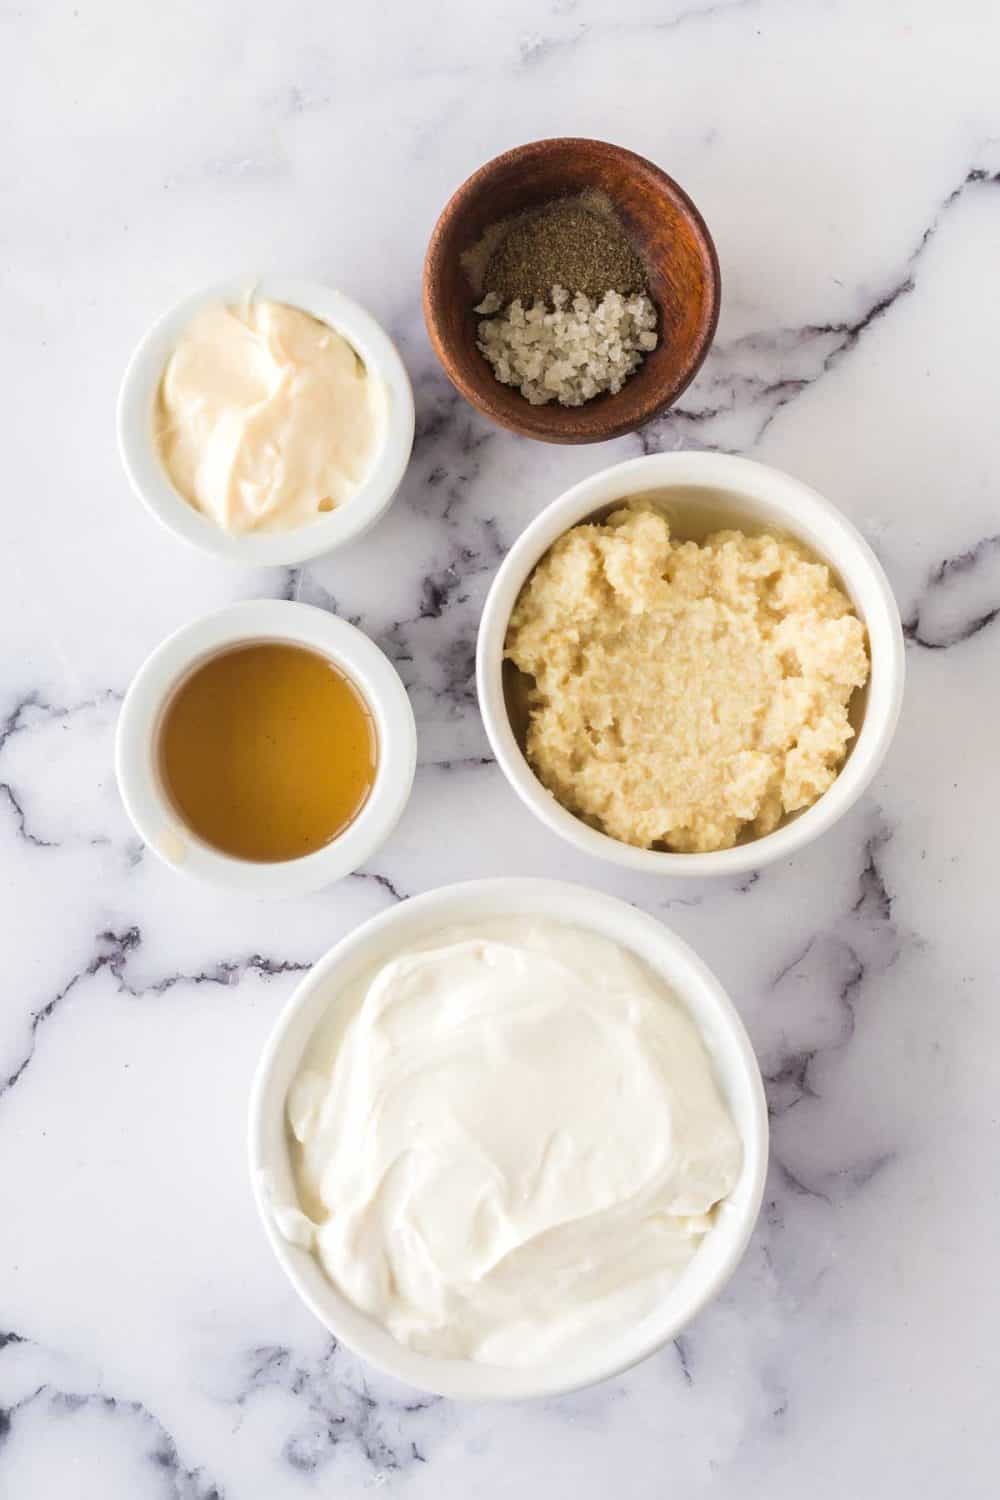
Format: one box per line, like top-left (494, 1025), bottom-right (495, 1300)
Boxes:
top-left (155, 298), bottom-right (382, 534)
top-left (283, 919), bottom-right (742, 1366)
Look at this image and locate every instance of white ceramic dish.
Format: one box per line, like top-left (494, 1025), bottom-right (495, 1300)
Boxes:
top-left (117, 275), bottom-right (415, 566)
top-left (477, 452), bottom-right (905, 878)
top-left (248, 877), bottom-right (768, 1400)
top-left (115, 600), bottom-right (416, 896)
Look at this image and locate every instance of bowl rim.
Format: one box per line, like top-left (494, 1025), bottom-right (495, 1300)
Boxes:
top-left (476, 452), bottom-right (905, 876)
top-left (423, 136), bottom-right (721, 444)
top-left (114, 599), bottom-right (417, 896)
top-left (247, 876), bottom-right (769, 1400)
top-left (117, 275), bottom-right (415, 566)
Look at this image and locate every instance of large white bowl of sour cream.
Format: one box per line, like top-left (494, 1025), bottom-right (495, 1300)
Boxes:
top-left (248, 878), bottom-right (768, 1400)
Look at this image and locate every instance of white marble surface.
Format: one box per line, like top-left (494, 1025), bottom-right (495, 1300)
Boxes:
top-left (4, 1), bottom-right (999, 1494)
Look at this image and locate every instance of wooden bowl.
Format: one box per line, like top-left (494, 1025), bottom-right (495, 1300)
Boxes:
top-left (423, 138), bottom-right (721, 445)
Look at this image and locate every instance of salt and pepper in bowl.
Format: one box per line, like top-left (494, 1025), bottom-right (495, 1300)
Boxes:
top-left (423, 136), bottom-right (720, 444)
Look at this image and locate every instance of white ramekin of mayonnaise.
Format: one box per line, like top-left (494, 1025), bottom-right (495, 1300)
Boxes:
top-left (117, 276), bottom-right (415, 566)
top-left (248, 878), bottom-right (768, 1400)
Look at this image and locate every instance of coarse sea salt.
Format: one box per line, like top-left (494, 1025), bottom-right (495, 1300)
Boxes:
top-left (474, 285), bottom-right (658, 407)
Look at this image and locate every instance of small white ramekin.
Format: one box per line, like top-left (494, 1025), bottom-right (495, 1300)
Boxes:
top-left (248, 877), bottom-right (768, 1401)
top-left (115, 600), bottom-right (416, 896)
top-left (477, 452), bottom-right (905, 878)
top-left (117, 276), bottom-right (415, 566)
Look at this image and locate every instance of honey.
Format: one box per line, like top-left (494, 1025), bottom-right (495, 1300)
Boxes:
top-left (158, 642), bottom-right (377, 862)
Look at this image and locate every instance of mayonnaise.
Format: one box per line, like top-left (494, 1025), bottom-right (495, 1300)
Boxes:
top-left (284, 920), bottom-right (742, 1366)
top-left (155, 299), bottom-right (382, 534)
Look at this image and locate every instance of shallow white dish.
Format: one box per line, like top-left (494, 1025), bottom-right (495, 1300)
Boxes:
top-left (477, 452), bottom-right (905, 878)
top-left (117, 275), bottom-right (415, 566)
top-left (115, 599), bottom-right (416, 897)
top-left (248, 877), bottom-right (768, 1400)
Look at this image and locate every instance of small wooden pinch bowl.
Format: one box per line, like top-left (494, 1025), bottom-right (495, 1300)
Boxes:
top-left (423, 137), bottom-right (721, 445)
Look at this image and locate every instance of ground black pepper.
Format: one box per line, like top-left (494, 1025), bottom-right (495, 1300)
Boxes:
top-left (481, 194), bottom-right (646, 304)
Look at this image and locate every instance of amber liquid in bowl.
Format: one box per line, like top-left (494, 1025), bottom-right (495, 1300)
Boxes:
top-left (158, 642), bottom-right (377, 863)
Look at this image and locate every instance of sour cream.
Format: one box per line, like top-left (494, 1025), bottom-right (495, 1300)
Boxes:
top-left (155, 298), bottom-right (382, 534)
top-left (284, 920), bottom-right (742, 1366)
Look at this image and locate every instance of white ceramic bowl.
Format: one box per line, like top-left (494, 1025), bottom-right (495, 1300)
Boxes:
top-left (248, 877), bottom-right (768, 1400)
top-left (477, 452), bottom-right (905, 878)
top-left (115, 600), bottom-right (416, 896)
top-left (117, 275), bottom-right (415, 566)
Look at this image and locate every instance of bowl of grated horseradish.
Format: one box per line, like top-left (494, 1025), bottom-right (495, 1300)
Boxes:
top-left (477, 451), bottom-right (905, 877)
top-left (248, 877), bottom-right (768, 1401)
top-left (117, 275), bottom-right (414, 567)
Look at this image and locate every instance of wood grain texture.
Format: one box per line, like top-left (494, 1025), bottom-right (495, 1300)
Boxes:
top-left (423, 138), bottom-right (721, 445)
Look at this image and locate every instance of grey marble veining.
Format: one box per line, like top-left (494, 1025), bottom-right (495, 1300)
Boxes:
top-left (4, 1), bottom-right (1000, 1496)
